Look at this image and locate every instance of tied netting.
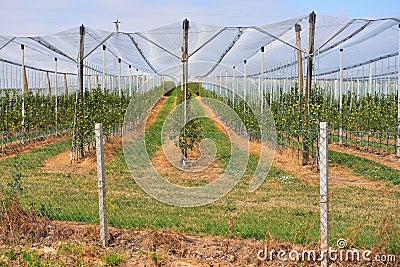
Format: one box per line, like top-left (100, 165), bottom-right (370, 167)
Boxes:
top-left (0, 12), bottom-right (400, 265)
top-left (0, 14), bottom-right (399, 78)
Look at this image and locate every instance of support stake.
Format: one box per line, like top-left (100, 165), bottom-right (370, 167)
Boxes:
top-left (319, 122), bottom-right (329, 267)
top-left (95, 123), bottom-right (108, 248)
top-left (295, 23), bottom-right (303, 95)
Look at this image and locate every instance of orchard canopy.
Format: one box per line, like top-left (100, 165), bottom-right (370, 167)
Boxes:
top-left (0, 13), bottom-right (399, 94)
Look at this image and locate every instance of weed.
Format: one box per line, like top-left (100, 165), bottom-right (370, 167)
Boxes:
top-left (102, 252), bottom-right (123, 267)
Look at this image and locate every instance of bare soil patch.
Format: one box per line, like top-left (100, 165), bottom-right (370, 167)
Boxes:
top-left (151, 139), bottom-right (225, 184)
top-left (0, 135), bottom-right (68, 159)
top-left (145, 96), bottom-right (168, 130)
top-left (42, 137), bottom-right (122, 175)
top-left (271, 147), bottom-right (396, 190)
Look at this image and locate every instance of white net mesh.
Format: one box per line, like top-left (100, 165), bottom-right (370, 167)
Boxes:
top-left (0, 14), bottom-right (398, 82)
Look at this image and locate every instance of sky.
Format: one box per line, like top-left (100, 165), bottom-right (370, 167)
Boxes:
top-left (0, 0), bottom-right (399, 36)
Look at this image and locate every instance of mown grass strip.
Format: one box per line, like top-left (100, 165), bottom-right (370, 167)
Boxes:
top-left (329, 150), bottom-right (400, 184)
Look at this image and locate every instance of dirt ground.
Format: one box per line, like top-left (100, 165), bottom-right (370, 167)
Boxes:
top-left (42, 137), bottom-right (122, 175)
top-left (2, 219), bottom-right (389, 267)
top-left (0, 135), bottom-right (69, 159)
top-left (145, 96), bottom-right (168, 130)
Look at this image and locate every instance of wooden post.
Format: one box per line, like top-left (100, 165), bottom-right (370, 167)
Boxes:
top-left (306, 11), bottom-right (316, 109)
top-left (102, 45), bottom-right (106, 92)
top-left (46, 71), bottom-right (52, 96)
top-left (302, 11), bottom-right (316, 166)
top-left (295, 23), bottom-right (304, 95)
top-left (319, 122), bottom-right (329, 267)
top-left (136, 69), bottom-right (139, 92)
top-left (64, 73), bottom-right (68, 97)
top-left (261, 46), bottom-right (265, 113)
top-left (79, 25), bottom-right (85, 97)
top-left (78, 24), bottom-right (85, 158)
top-left (181, 18), bottom-right (189, 165)
top-left (95, 123), bottom-right (108, 247)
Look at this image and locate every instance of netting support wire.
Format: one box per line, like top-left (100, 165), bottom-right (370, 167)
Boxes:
top-left (95, 123), bottom-right (108, 248)
top-left (319, 121), bottom-right (329, 267)
top-left (102, 45), bottom-right (106, 92)
top-left (339, 49), bottom-right (343, 144)
top-left (127, 34), bottom-right (159, 75)
top-left (397, 24), bottom-right (400, 157)
top-left (21, 44), bottom-right (26, 145)
top-left (200, 28), bottom-right (243, 78)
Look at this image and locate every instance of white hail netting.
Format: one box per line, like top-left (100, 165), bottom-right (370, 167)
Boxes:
top-left (0, 14), bottom-right (399, 81)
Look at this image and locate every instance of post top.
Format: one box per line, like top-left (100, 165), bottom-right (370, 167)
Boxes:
top-left (80, 24), bottom-right (85, 35)
top-left (295, 23), bottom-right (302, 32)
top-left (309, 11), bottom-right (316, 23)
top-left (183, 18), bottom-right (189, 30)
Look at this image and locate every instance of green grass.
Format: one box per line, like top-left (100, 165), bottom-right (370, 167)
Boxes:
top-left (0, 91), bottom-right (399, 254)
top-left (102, 252), bottom-right (124, 267)
top-left (144, 89), bottom-right (177, 156)
top-left (329, 150), bottom-right (400, 184)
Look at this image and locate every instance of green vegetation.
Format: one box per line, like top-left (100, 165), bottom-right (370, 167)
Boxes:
top-left (0, 86), bottom-right (399, 255)
top-left (102, 253), bottom-right (124, 267)
top-left (329, 150), bottom-right (400, 184)
top-left (0, 87), bottom-right (130, 136)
